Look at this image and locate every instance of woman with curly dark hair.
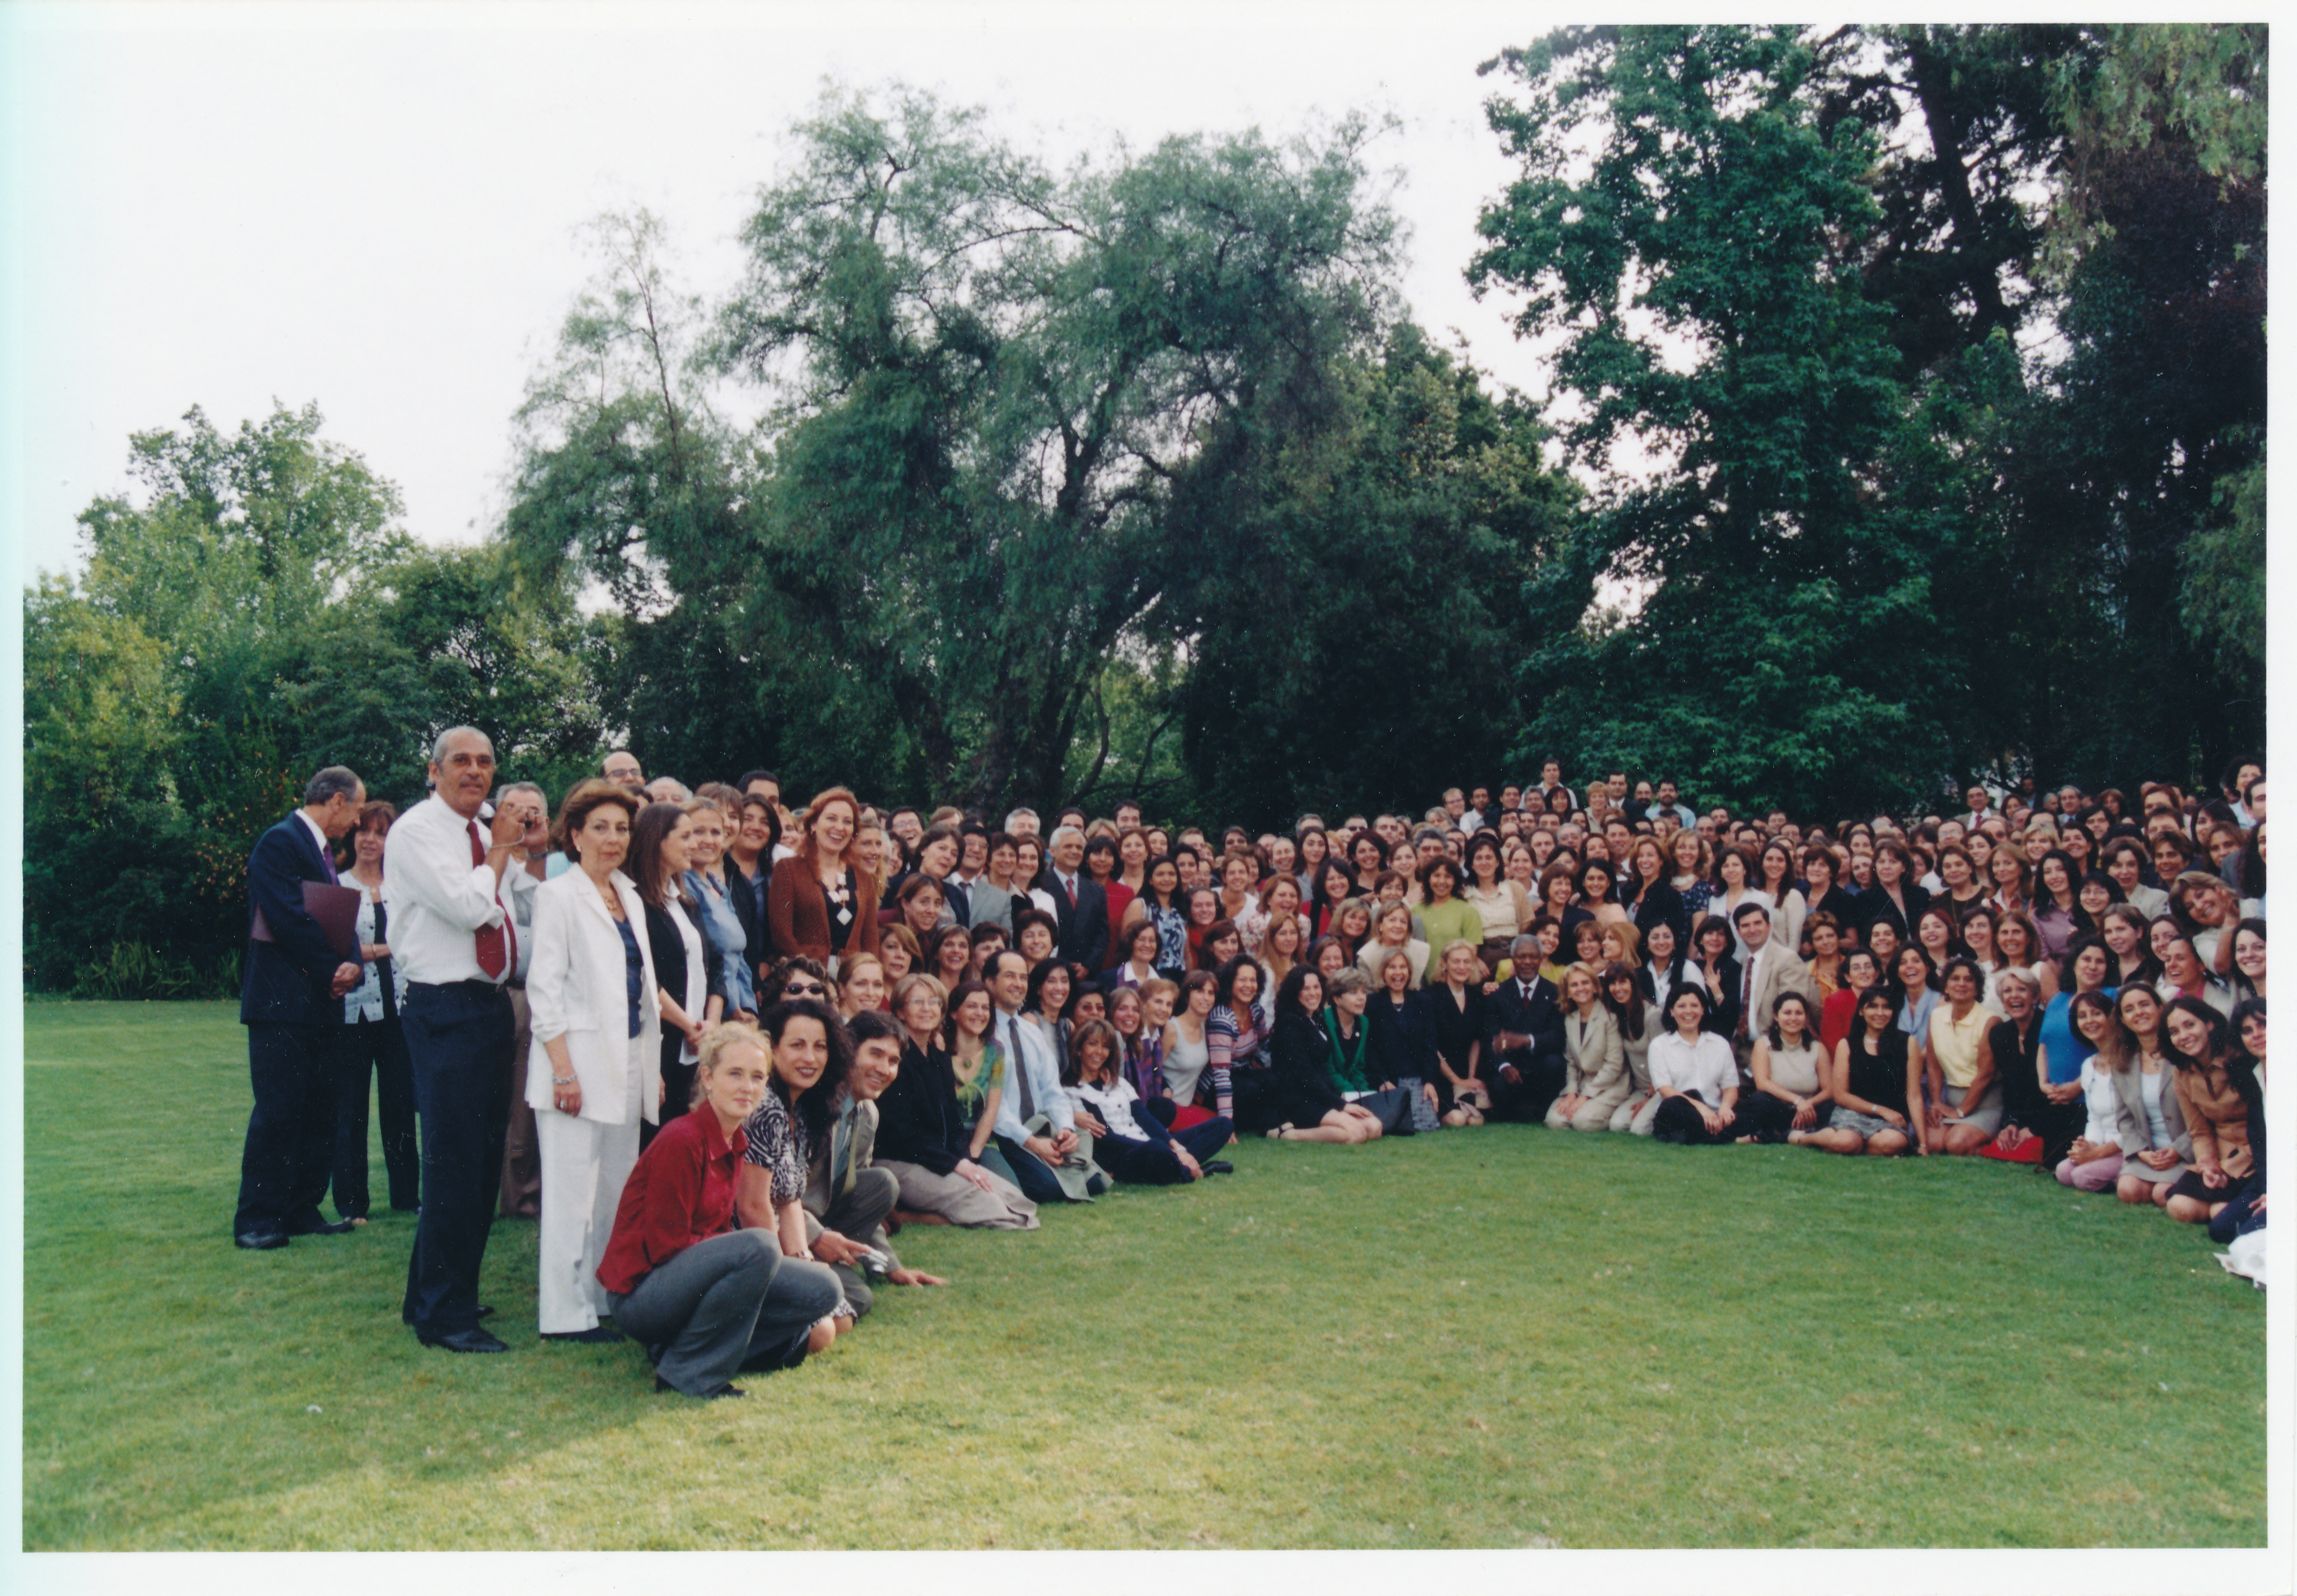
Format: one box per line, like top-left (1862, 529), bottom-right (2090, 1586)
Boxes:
top-left (733, 998), bottom-right (858, 1355)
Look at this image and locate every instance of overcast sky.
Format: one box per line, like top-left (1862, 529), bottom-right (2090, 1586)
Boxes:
top-left (2, 0), bottom-right (1588, 589)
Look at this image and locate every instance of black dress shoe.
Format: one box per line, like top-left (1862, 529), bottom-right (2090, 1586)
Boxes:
top-left (285, 1217), bottom-right (359, 1237)
top-left (234, 1229), bottom-right (289, 1250)
top-left (542, 1326), bottom-right (625, 1344)
top-left (417, 1327), bottom-right (509, 1354)
top-left (1200, 1159), bottom-right (1234, 1175)
top-left (475, 1305), bottom-right (496, 1320)
top-left (656, 1375), bottom-right (745, 1399)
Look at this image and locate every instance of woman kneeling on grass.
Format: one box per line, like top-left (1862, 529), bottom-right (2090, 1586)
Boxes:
top-left (1737, 992), bottom-right (1835, 1145)
top-left (2103, 985), bottom-right (2192, 1211)
top-left (2159, 996), bottom-right (2255, 1229)
top-left (1646, 988), bottom-right (1746, 1145)
top-left (2056, 992), bottom-right (2129, 1192)
top-left (1063, 1018), bottom-right (1236, 1178)
top-left (1923, 958), bottom-right (2003, 1156)
top-left (736, 1000), bottom-right (862, 1353)
top-left (1547, 962), bottom-right (1628, 1133)
top-left (1263, 968), bottom-right (1387, 1143)
top-left (596, 1023), bottom-right (843, 1399)
top-left (1818, 986), bottom-right (1921, 1155)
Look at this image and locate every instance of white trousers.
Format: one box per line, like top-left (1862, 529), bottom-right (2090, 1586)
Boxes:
top-left (535, 1102), bottom-right (641, 1333)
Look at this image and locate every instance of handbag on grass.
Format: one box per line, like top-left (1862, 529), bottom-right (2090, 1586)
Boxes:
top-left (1397, 1076), bottom-right (1443, 1133)
top-left (1346, 1086), bottom-right (1416, 1136)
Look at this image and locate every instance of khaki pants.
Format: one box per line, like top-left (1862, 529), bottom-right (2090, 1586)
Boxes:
top-left (498, 988), bottom-right (541, 1218)
top-left (1546, 1081), bottom-right (1632, 1132)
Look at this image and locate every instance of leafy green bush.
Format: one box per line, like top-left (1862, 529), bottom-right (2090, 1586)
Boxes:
top-left (68, 942), bottom-right (212, 1002)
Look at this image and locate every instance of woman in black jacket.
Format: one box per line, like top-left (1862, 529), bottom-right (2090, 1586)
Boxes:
top-left (1624, 835), bottom-right (1689, 952)
top-left (869, 973), bottom-right (1037, 1228)
top-left (1858, 839), bottom-right (1930, 947)
top-left (631, 801), bottom-right (725, 1150)
top-left (1366, 945), bottom-right (1437, 1109)
top-left (1690, 914), bottom-right (1744, 1043)
top-left (1262, 968), bottom-right (1385, 1143)
top-left (724, 794), bottom-right (781, 995)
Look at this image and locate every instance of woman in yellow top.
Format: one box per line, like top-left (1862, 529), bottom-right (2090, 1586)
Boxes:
top-left (1924, 956), bottom-right (2001, 1155)
top-left (1460, 833), bottom-right (1532, 975)
top-left (1415, 857), bottom-right (1485, 969)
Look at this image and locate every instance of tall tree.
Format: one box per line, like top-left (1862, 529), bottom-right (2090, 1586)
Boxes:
top-left (1471, 23), bottom-right (2265, 809)
top-left (1168, 325), bottom-right (1577, 826)
top-left (507, 89), bottom-right (1402, 815)
top-left (1471, 26), bottom-right (1968, 816)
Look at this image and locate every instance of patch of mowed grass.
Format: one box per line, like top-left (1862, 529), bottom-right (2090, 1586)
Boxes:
top-left (23, 1001), bottom-right (2265, 1549)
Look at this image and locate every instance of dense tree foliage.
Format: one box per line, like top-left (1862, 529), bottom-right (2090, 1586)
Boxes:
top-left (1168, 324), bottom-right (1576, 827)
top-left (1471, 24), bottom-right (2264, 811)
top-left (25, 40), bottom-right (2265, 991)
top-left (25, 405), bottom-right (604, 994)
top-left (506, 90), bottom-right (1415, 816)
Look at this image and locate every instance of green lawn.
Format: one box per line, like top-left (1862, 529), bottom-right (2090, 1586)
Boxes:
top-left (21, 1001), bottom-right (2267, 1550)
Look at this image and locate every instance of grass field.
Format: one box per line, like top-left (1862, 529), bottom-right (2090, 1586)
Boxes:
top-left (19, 1001), bottom-right (2269, 1551)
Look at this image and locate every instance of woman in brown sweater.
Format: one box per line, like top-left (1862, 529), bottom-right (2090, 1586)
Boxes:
top-left (767, 787), bottom-right (879, 973)
top-left (2161, 995), bottom-right (2256, 1228)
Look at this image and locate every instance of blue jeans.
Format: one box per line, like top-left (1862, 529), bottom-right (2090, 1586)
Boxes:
top-left (991, 1132), bottom-right (1068, 1204)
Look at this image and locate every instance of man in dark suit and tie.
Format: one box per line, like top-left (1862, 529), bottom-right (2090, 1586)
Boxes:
top-left (234, 765), bottom-right (368, 1249)
top-left (1043, 825), bottom-right (1108, 981)
top-left (1485, 933), bottom-right (1569, 1123)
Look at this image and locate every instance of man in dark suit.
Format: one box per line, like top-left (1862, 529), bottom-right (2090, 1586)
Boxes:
top-left (1042, 824), bottom-right (1108, 981)
top-left (235, 765), bottom-right (368, 1249)
top-left (1485, 933), bottom-right (1568, 1123)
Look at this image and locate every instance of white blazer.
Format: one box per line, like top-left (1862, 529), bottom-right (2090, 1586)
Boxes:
top-left (525, 866), bottom-right (662, 1125)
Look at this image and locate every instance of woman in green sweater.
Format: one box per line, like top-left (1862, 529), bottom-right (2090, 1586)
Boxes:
top-left (1416, 856), bottom-right (1484, 967)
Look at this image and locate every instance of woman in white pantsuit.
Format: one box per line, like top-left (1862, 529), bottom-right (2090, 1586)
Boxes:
top-left (527, 778), bottom-right (661, 1343)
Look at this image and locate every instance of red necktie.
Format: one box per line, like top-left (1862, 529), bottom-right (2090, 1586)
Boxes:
top-left (468, 821), bottom-right (513, 980)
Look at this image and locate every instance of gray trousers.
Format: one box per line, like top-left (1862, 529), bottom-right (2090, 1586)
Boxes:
top-left (804, 1166), bottom-right (900, 1317)
top-left (608, 1228), bottom-right (840, 1395)
top-left (878, 1157), bottom-right (1039, 1229)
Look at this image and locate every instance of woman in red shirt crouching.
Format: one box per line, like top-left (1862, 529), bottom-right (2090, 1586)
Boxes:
top-left (596, 1022), bottom-right (841, 1398)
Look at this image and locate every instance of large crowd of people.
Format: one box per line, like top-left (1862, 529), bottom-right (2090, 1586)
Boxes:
top-left (232, 737), bottom-right (2270, 1396)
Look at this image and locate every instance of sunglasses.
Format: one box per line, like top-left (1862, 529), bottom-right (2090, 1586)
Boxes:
top-left (783, 981), bottom-right (827, 999)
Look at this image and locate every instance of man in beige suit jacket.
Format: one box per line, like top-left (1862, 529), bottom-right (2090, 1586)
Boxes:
top-left (1731, 901), bottom-right (1799, 1075)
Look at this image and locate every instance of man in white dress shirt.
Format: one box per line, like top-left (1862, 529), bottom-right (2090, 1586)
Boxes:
top-left (983, 949), bottom-right (1084, 1204)
top-left (384, 725), bottom-right (526, 1353)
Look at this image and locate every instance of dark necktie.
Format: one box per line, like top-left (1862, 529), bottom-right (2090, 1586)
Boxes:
top-left (832, 1104), bottom-right (855, 1196)
top-left (1006, 1015), bottom-right (1036, 1119)
top-left (467, 821), bottom-right (512, 980)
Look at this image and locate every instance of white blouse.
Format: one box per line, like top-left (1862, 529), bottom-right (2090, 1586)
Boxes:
top-left (1647, 1029), bottom-right (1738, 1104)
top-left (341, 882), bottom-right (409, 1024)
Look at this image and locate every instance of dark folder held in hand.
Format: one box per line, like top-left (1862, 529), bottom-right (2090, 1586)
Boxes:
top-left (251, 881), bottom-right (363, 960)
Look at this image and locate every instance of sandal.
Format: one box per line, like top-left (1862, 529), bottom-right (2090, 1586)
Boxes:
top-left (1266, 1125), bottom-right (1289, 1141)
